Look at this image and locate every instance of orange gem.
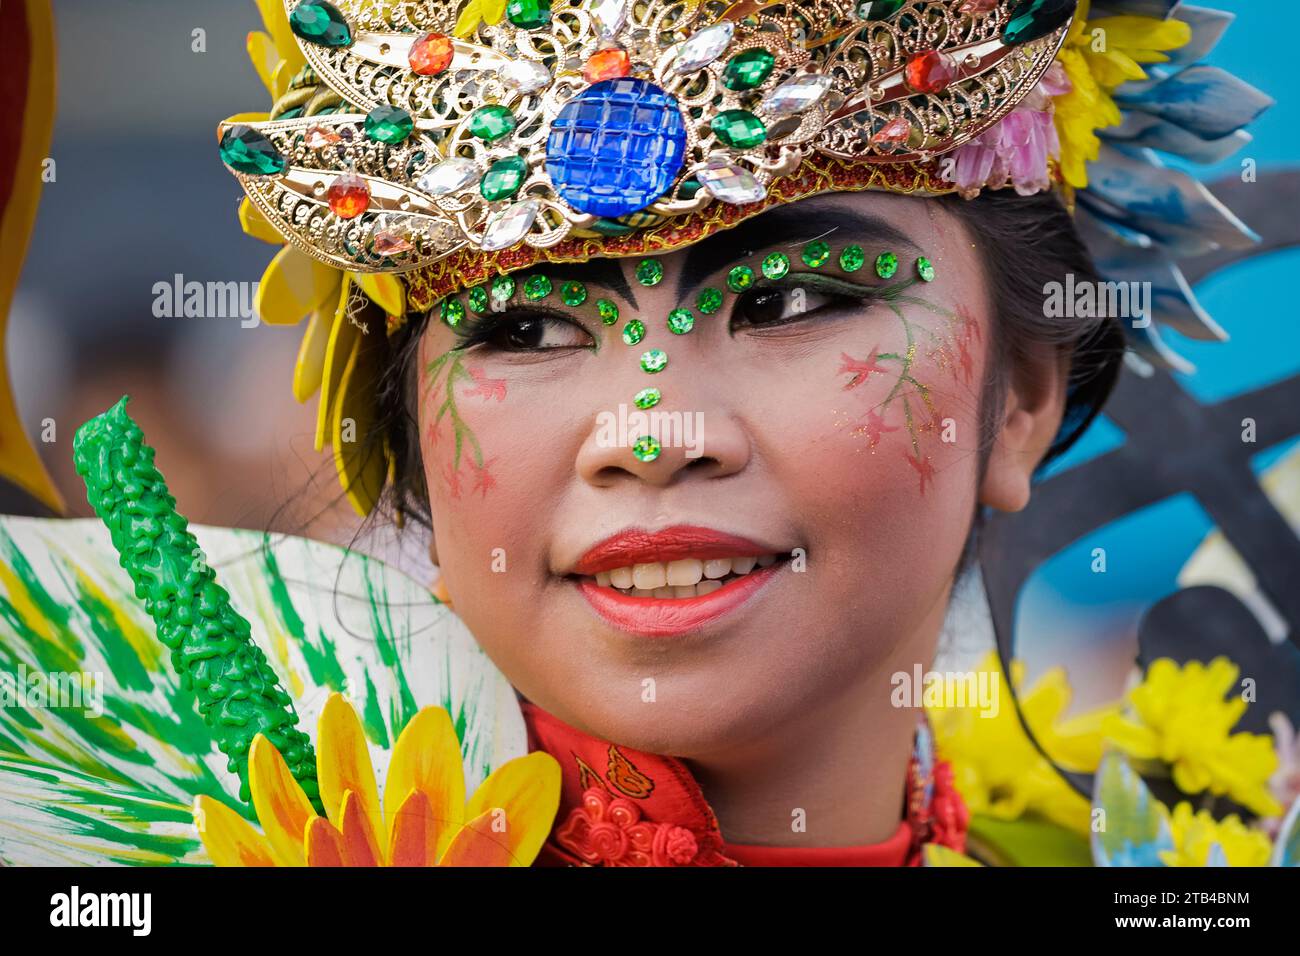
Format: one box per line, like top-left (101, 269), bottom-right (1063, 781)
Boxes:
top-left (583, 47), bottom-right (631, 83)
top-left (327, 173), bottom-right (370, 219)
top-left (409, 32), bottom-right (455, 76)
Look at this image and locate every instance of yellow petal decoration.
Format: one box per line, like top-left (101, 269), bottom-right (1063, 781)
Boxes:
top-left (332, 333), bottom-right (388, 515)
top-left (246, 30), bottom-right (281, 97)
top-left (256, 246), bottom-right (341, 327)
top-left (254, 0), bottom-right (307, 74)
top-left (1051, 0), bottom-right (1191, 189)
top-left (1160, 802), bottom-right (1273, 867)
top-left (1102, 657), bottom-right (1283, 818)
top-left (454, 0), bottom-right (511, 38)
top-left (193, 694), bottom-right (563, 867)
top-left (314, 279), bottom-right (361, 450)
top-left (355, 271), bottom-right (406, 318)
top-left (293, 305), bottom-right (333, 402)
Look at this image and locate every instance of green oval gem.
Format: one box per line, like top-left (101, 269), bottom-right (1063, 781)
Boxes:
top-left (364, 106), bottom-right (414, 144)
top-left (711, 109), bottom-right (767, 150)
top-left (802, 240), bottom-right (831, 268)
top-left (524, 274), bottom-right (552, 300)
top-left (597, 299), bottom-right (620, 325)
top-left (634, 387), bottom-right (662, 410)
top-left (632, 435), bottom-right (661, 463)
top-left (289, 0), bottom-right (353, 47)
top-left (916, 257), bottom-right (936, 282)
top-left (469, 105), bottom-right (517, 143)
top-left (697, 287), bottom-right (723, 315)
top-left (1003, 0), bottom-right (1076, 46)
top-left (506, 0), bottom-right (551, 29)
top-left (875, 251), bottom-right (899, 279)
top-left (668, 308), bottom-right (695, 335)
top-left (441, 298), bottom-right (466, 328)
top-left (762, 252), bottom-right (790, 280)
top-left (840, 244), bottom-right (866, 273)
top-left (491, 274), bottom-right (516, 302)
top-left (561, 281), bottom-right (588, 306)
top-left (219, 125), bottom-right (287, 176)
top-left (622, 319), bottom-right (646, 346)
top-left (480, 155), bottom-right (527, 200)
top-left (723, 48), bottom-right (776, 91)
top-left (727, 265), bottom-right (755, 293)
top-left (636, 259), bottom-right (664, 286)
top-left (641, 349), bottom-right (668, 374)
top-left (468, 286), bottom-right (490, 314)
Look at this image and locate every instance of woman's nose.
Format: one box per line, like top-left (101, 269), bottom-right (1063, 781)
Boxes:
top-left (574, 398), bottom-right (752, 488)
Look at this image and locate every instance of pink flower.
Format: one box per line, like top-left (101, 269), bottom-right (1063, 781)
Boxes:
top-left (945, 63), bottom-right (1071, 198)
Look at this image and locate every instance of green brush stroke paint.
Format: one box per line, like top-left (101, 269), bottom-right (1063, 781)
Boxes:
top-left (72, 397), bottom-right (322, 812)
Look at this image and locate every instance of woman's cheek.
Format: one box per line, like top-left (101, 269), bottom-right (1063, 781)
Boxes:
top-left (419, 348), bottom-right (510, 507)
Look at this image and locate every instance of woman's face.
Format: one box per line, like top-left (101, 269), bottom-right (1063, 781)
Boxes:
top-left (417, 191), bottom-right (992, 757)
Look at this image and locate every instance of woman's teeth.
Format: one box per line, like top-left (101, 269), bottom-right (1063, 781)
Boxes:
top-left (592, 554), bottom-right (778, 597)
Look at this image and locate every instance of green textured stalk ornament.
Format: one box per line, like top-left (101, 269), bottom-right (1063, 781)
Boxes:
top-left (72, 397), bottom-right (322, 812)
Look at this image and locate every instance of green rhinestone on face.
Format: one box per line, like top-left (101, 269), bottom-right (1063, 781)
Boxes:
top-left (636, 259), bottom-right (664, 287)
top-left (667, 308), bottom-right (694, 335)
top-left (762, 252), bottom-right (790, 280)
top-left (727, 265), bottom-right (755, 293)
top-left (441, 298), bottom-right (466, 328)
top-left (561, 280), bottom-right (588, 306)
top-left (634, 387), bottom-right (662, 410)
top-left (802, 240), bottom-right (831, 268)
top-left (491, 274), bottom-right (516, 302)
top-left (467, 286), bottom-right (490, 314)
top-left (622, 319), bottom-right (646, 346)
top-left (597, 299), bottom-right (619, 325)
top-left (722, 48), bottom-right (776, 91)
top-left (916, 256), bottom-right (936, 282)
top-left (469, 105), bottom-right (517, 143)
top-left (364, 106), bottom-right (414, 144)
top-left (524, 274), bottom-right (552, 300)
top-left (697, 287), bottom-right (723, 314)
top-left (632, 435), bottom-right (662, 463)
top-left (641, 349), bottom-right (668, 374)
top-left (840, 244), bottom-right (866, 273)
top-left (480, 156), bottom-right (527, 201)
top-left (506, 0), bottom-right (551, 29)
top-left (875, 251), bottom-right (899, 279)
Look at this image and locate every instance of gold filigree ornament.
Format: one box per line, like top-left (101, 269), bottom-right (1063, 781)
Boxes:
top-left (220, 1), bottom-right (1072, 277)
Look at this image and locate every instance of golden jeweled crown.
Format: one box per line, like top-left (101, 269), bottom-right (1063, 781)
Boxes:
top-left (218, 0), bottom-right (1073, 290)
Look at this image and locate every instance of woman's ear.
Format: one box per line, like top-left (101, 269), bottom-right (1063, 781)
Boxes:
top-left (979, 340), bottom-right (1069, 513)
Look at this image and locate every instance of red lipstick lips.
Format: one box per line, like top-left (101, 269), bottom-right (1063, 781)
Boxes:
top-left (572, 525), bottom-right (771, 576)
top-left (571, 526), bottom-right (783, 637)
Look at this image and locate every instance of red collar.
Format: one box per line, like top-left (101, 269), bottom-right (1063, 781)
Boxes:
top-left (521, 701), bottom-right (969, 867)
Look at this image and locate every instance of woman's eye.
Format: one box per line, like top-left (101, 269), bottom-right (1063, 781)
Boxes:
top-left (732, 287), bottom-right (846, 328)
top-left (486, 315), bottom-right (592, 351)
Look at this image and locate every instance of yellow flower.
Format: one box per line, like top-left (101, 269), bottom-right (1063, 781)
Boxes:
top-left (1103, 657), bottom-right (1282, 818)
top-left (454, 0), bottom-right (510, 37)
top-left (1051, 0), bottom-right (1191, 188)
top-left (194, 694), bottom-right (561, 866)
top-left (1159, 802), bottom-right (1272, 867)
top-left (928, 652), bottom-right (1116, 834)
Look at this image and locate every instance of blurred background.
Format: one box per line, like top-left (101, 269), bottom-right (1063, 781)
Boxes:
top-left (7, 1), bottom-right (1299, 712)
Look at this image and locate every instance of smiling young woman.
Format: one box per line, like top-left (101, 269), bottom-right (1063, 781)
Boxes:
top-left (342, 185), bottom-right (1124, 862)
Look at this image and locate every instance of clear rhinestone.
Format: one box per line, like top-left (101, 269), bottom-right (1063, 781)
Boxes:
top-left (498, 58), bottom-right (551, 94)
top-left (671, 22), bottom-right (735, 74)
top-left (762, 73), bottom-right (834, 117)
top-left (592, 0), bottom-right (628, 40)
top-left (481, 199), bottom-right (539, 251)
top-left (694, 160), bottom-right (766, 205)
top-left (417, 158), bottom-right (480, 196)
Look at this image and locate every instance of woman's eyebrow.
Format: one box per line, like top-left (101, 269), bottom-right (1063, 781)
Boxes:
top-left (673, 202), bottom-right (921, 299)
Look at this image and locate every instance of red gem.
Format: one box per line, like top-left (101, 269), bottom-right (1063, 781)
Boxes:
top-left (327, 173), bottom-right (370, 219)
top-left (871, 115), bottom-right (913, 148)
top-left (409, 32), bottom-right (455, 76)
top-left (904, 50), bottom-right (956, 94)
top-left (584, 47), bottom-right (631, 83)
